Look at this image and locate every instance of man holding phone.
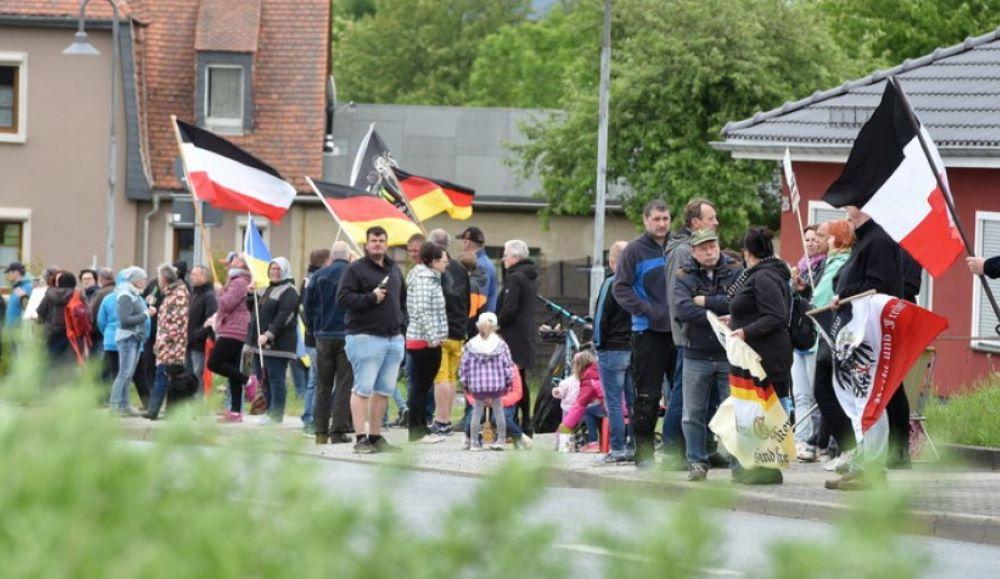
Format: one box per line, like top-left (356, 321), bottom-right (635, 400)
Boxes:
top-left (337, 226), bottom-right (408, 454)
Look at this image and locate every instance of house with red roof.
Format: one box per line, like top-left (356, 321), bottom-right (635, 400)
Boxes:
top-left (715, 28), bottom-right (1000, 395)
top-left (0, 0), bottom-right (329, 276)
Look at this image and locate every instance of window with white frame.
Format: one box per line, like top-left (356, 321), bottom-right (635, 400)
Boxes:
top-left (0, 208), bottom-right (31, 287)
top-left (0, 52), bottom-right (27, 143)
top-left (973, 211), bottom-right (1000, 350)
top-left (236, 216), bottom-right (270, 250)
top-left (206, 65), bottom-right (243, 131)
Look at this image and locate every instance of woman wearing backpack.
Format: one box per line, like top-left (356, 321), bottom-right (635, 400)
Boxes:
top-left (35, 271), bottom-right (77, 361)
top-left (145, 264), bottom-right (190, 420)
top-left (727, 227), bottom-right (793, 486)
top-left (245, 257), bottom-right (299, 424)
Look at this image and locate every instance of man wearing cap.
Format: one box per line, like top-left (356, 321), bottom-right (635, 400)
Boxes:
top-left (672, 229), bottom-right (741, 481)
top-left (4, 261), bottom-right (33, 329)
top-left (458, 227), bottom-right (498, 313)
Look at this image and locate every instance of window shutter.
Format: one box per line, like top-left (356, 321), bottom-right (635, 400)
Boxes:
top-left (977, 218), bottom-right (1000, 342)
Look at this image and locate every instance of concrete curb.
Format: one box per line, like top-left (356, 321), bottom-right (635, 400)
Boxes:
top-left (942, 443), bottom-right (1000, 471)
top-left (119, 424), bottom-right (1000, 547)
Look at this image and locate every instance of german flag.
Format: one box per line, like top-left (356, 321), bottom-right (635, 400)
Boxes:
top-left (393, 168), bottom-right (475, 221)
top-left (309, 179), bottom-right (422, 247)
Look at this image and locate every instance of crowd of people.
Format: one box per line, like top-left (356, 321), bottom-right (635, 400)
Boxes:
top-left (6, 197), bottom-right (996, 491)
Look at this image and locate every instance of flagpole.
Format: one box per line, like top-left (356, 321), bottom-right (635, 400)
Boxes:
top-left (305, 176), bottom-right (365, 257)
top-left (170, 115), bottom-right (220, 285)
top-left (380, 166), bottom-right (427, 235)
top-left (890, 76), bottom-right (1000, 335)
top-left (783, 149), bottom-right (815, 293)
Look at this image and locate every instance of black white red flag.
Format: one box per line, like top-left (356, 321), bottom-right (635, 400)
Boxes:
top-left (810, 294), bottom-right (947, 441)
top-left (823, 81), bottom-right (964, 277)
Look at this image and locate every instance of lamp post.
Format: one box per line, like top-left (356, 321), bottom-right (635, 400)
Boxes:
top-left (64, 0), bottom-right (119, 269)
top-left (589, 0), bottom-right (612, 315)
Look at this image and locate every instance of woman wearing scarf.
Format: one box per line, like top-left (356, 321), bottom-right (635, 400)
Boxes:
top-left (246, 257), bottom-right (300, 424)
top-left (727, 227), bottom-right (793, 486)
top-left (790, 224), bottom-right (828, 462)
top-left (145, 264), bottom-right (190, 420)
top-left (109, 267), bottom-right (151, 416)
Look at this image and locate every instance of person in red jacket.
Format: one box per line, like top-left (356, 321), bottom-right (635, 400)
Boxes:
top-left (556, 349), bottom-right (607, 450)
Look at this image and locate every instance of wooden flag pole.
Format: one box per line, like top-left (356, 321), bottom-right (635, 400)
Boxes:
top-left (170, 115), bottom-right (220, 285)
top-left (783, 150), bottom-right (816, 293)
top-left (305, 176), bottom-right (365, 257)
top-left (890, 76), bottom-right (1000, 335)
top-left (245, 212), bottom-right (267, 374)
top-left (804, 289), bottom-right (877, 317)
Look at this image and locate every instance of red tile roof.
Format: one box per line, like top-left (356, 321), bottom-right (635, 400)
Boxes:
top-left (2, 0), bottom-right (328, 193)
top-left (194, 0), bottom-right (261, 53)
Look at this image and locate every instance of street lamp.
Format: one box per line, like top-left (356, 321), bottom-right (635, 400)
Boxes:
top-left (589, 0), bottom-right (612, 315)
top-left (64, 0), bottom-right (120, 269)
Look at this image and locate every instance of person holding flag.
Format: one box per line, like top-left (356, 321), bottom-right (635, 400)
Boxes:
top-left (208, 253), bottom-right (253, 422)
top-left (245, 257), bottom-right (300, 424)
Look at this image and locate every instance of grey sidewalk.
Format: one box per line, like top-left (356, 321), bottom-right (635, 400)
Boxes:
top-left (118, 416), bottom-right (1000, 546)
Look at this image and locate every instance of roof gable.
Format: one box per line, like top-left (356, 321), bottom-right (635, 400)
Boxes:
top-left (718, 27), bottom-right (1000, 157)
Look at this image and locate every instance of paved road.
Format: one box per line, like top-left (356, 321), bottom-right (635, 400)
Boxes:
top-left (304, 455), bottom-right (1000, 578)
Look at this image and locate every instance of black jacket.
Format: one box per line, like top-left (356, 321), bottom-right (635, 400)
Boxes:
top-left (441, 259), bottom-right (470, 340)
top-left (299, 265), bottom-right (321, 347)
top-left (593, 274), bottom-right (631, 351)
top-left (246, 279), bottom-right (299, 358)
top-left (835, 220), bottom-right (903, 299)
top-left (304, 259), bottom-right (349, 340)
top-left (187, 283), bottom-right (218, 351)
top-left (673, 254), bottom-right (742, 360)
top-left (336, 254), bottom-right (407, 337)
top-left (729, 258), bottom-right (792, 385)
top-left (497, 259), bottom-right (539, 368)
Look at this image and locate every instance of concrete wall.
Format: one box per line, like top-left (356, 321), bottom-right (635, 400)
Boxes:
top-left (0, 26), bottom-right (135, 273)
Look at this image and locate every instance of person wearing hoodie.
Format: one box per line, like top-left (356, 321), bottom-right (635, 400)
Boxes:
top-left (405, 241), bottom-right (450, 443)
top-left (35, 271), bottom-right (77, 359)
top-left (245, 257), bottom-right (299, 424)
top-left (89, 268), bottom-right (116, 356)
top-left (613, 200), bottom-right (674, 468)
top-left (4, 261), bottom-right (32, 329)
top-left (109, 267), bottom-right (151, 416)
top-left (459, 312), bottom-right (515, 451)
top-left (497, 239), bottom-right (539, 435)
top-left (209, 253), bottom-right (253, 421)
top-left (727, 227), bottom-right (793, 486)
top-left (97, 271), bottom-right (126, 382)
top-left (428, 228), bottom-right (470, 437)
top-left (146, 264), bottom-right (190, 420)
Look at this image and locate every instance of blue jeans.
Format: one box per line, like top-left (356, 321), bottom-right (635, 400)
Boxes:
top-left (345, 334), bottom-right (405, 397)
top-left (291, 358), bottom-right (307, 400)
top-left (681, 357), bottom-right (730, 464)
top-left (147, 363), bottom-right (172, 417)
top-left (253, 356), bottom-right (290, 422)
top-left (598, 349), bottom-right (633, 453)
top-left (584, 404), bottom-right (606, 443)
top-left (302, 346), bottom-right (318, 426)
top-left (110, 336), bottom-right (142, 412)
top-left (186, 350), bottom-right (206, 392)
top-left (791, 350), bottom-right (818, 444)
top-left (662, 348), bottom-right (684, 452)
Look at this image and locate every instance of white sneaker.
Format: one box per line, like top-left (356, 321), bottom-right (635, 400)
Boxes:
top-left (516, 434), bottom-right (534, 450)
top-left (489, 442), bottom-right (505, 451)
top-left (462, 435), bottom-right (471, 450)
top-left (470, 444), bottom-right (484, 452)
top-left (796, 442), bottom-right (818, 462)
top-left (823, 451), bottom-right (853, 472)
top-left (418, 434), bottom-right (444, 444)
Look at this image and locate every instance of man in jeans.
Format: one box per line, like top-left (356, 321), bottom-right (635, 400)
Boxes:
top-left (613, 200), bottom-right (675, 469)
top-left (337, 227), bottom-right (407, 454)
top-left (593, 240), bottom-right (633, 464)
top-left (305, 242), bottom-right (354, 444)
top-left (672, 229), bottom-right (741, 481)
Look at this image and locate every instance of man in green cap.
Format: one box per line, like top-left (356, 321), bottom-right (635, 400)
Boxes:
top-left (671, 228), bottom-right (742, 481)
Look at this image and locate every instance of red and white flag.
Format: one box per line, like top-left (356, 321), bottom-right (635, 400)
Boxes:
top-left (810, 294), bottom-right (947, 441)
top-left (823, 80), bottom-right (964, 277)
top-left (174, 118), bottom-right (297, 223)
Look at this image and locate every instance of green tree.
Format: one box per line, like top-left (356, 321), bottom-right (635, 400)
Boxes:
top-left (512, 0), bottom-right (862, 243)
top-left (332, 0), bottom-right (532, 105)
top-left (466, 2), bottom-right (595, 109)
top-left (819, 0), bottom-right (1000, 65)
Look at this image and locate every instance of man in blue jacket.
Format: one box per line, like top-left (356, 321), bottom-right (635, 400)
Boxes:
top-left (613, 200), bottom-right (676, 468)
top-left (4, 261), bottom-right (32, 329)
top-left (304, 241), bottom-right (354, 445)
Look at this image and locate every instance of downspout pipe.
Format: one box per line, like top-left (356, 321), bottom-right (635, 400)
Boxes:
top-left (142, 194), bottom-right (163, 271)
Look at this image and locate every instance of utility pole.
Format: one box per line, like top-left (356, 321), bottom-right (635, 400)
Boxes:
top-left (589, 0), bottom-right (612, 316)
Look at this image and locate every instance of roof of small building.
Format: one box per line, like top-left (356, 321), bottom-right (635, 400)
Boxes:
top-left (717, 26), bottom-right (1000, 157)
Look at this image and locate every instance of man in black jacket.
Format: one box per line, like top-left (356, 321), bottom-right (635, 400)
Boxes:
top-left (594, 240), bottom-right (633, 463)
top-left (337, 226), bottom-right (407, 455)
top-left (428, 229), bottom-right (469, 435)
top-left (186, 265), bottom-right (217, 392)
top-left (825, 207), bottom-right (903, 490)
top-left (497, 239), bottom-right (539, 435)
top-left (672, 229), bottom-right (741, 481)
